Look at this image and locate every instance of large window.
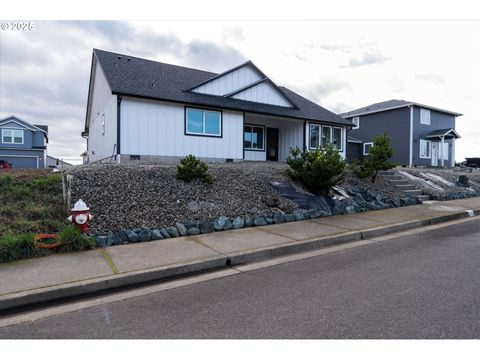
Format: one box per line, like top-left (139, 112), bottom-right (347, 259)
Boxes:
top-left (185, 107), bottom-right (222, 137)
top-left (420, 108), bottom-right (431, 125)
top-left (244, 125), bottom-right (264, 150)
top-left (419, 139), bottom-right (431, 158)
top-left (309, 124), bottom-right (320, 149)
top-left (309, 124), bottom-right (343, 151)
top-left (2, 129), bottom-right (24, 144)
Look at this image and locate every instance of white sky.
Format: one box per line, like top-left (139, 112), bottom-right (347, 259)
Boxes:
top-left (0, 7), bottom-right (479, 165)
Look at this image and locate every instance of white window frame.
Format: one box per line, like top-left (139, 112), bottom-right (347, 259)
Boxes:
top-left (332, 126), bottom-right (343, 151)
top-left (243, 124), bottom-right (265, 151)
top-left (185, 107), bottom-right (222, 137)
top-left (309, 123), bottom-right (321, 149)
top-left (419, 139), bottom-right (432, 159)
top-left (420, 108), bottom-right (431, 125)
top-left (352, 116), bottom-right (360, 129)
top-left (321, 125), bottom-right (332, 148)
top-left (2, 129), bottom-right (24, 144)
top-left (363, 142), bottom-right (373, 156)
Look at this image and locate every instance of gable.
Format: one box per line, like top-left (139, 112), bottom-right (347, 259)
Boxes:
top-left (231, 81), bottom-right (293, 107)
top-left (187, 61), bottom-right (294, 108)
top-left (0, 117), bottom-right (45, 133)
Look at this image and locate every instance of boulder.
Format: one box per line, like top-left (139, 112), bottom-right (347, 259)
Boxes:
top-left (184, 220), bottom-right (197, 230)
top-left (200, 221), bottom-right (214, 234)
top-left (345, 205), bottom-right (356, 214)
top-left (123, 229), bottom-right (138, 243)
top-left (244, 217), bottom-right (254, 227)
top-left (166, 226), bottom-right (179, 237)
top-left (187, 227), bottom-right (201, 235)
top-left (175, 222), bottom-right (187, 236)
top-left (95, 235), bottom-right (107, 248)
top-left (213, 216), bottom-right (232, 231)
top-left (132, 228), bottom-right (142, 234)
top-left (232, 217), bottom-right (245, 229)
top-left (274, 212), bottom-right (286, 224)
top-left (150, 229), bottom-right (164, 240)
top-left (293, 211), bottom-right (305, 221)
top-left (160, 228), bottom-right (170, 238)
top-left (138, 230), bottom-right (151, 242)
top-left (253, 216), bottom-right (267, 226)
top-left (112, 234), bottom-right (123, 246)
top-left (285, 214), bottom-right (296, 222)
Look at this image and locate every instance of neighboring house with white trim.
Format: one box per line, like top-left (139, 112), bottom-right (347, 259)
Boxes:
top-left (82, 49), bottom-right (352, 164)
top-left (0, 115), bottom-right (48, 169)
top-left (341, 99), bottom-right (462, 167)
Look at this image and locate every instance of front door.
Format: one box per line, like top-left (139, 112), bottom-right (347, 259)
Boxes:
top-left (431, 142), bottom-right (438, 166)
top-left (266, 128), bottom-right (279, 161)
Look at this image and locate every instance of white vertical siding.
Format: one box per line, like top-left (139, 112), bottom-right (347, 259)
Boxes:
top-left (88, 61), bottom-right (117, 162)
top-left (192, 65), bottom-right (262, 96)
top-left (232, 82), bottom-right (293, 108)
top-left (120, 98), bottom-right (243, 160)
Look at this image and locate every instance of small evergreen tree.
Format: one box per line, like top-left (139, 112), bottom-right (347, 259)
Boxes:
top-left (176, 155), bottom-right (213, 184)
top-left (352, 131), bottom-right (395, 182)
top-left (285, 144), bottom-right (347, 196)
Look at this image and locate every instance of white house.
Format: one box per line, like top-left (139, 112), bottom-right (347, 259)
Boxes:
top-left (82, 49), bottom-right (352, 164)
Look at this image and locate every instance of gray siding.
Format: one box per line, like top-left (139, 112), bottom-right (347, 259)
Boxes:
top-left (347, 107), bottom-right (411, 166)
top-left (411, 106), bottom-right (456, 166)
top-left (0, 125), bottom-right (34, 149)
top-left (346, 142), bottom-right (362, 163)
top-left (0, 148), bottom-right (45, 169)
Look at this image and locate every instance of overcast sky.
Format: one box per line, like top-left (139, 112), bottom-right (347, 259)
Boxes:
top-left (0, 20), bottom-right (478, 164)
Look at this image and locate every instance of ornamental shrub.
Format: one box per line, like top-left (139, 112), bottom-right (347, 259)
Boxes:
top-left (285, 144), bottom-right (347, 196)
top-left (176, 155), bottom-right (213, 184)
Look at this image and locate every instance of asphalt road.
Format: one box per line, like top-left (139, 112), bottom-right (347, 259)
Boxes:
top-left (2, 219), bottom-right (480, 339)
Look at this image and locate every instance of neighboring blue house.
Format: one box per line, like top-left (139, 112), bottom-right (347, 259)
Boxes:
top-left (340, 100), bottom-right (462, 167)
top-left (0, 115), bottom-right (48, 169)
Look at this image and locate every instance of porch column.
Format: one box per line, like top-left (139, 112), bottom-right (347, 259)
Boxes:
top-left (440, 136), bottom-right (445, 167)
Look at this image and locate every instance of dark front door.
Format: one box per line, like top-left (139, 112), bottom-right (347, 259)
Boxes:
top-left (266, 128), bottom-right (279, 161)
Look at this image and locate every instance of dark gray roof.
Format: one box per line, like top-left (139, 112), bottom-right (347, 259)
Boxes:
top-left (426, 128), bottom-right (460, 139)
top-left (92, 49), bottom-right (351, 127)
top-left (340, 99), bottom-right (462, 118)
top-left (35, 125), bottom-right (48, 133)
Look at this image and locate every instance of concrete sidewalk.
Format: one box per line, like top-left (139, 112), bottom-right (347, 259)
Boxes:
top-left (1, 197), bottom-right (480, 312)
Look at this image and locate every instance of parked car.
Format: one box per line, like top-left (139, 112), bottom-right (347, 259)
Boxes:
top-left (0, 160), bottom-right (12, 169)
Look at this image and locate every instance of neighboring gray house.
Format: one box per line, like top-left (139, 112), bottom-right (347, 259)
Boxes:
top-left (82, 49), bottom-right (352, 164)
top-left (0, 115), bottom-right (48, 169)
top-left (341, 100), bottom-right (462, 167)
top-left (47, 155), bottom-right (73, 169)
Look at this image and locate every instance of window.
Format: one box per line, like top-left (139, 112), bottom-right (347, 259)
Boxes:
top-left (185, 107), bottom-right (222, 137)
top-left (332, 127), bottom-right (343, 151)
top-left (322, 126), bottom-right (332, 147)
top-left (244, 125), bottom-right (264, 150)
top-left (352, 117), bottom-right (360, 129)
top-left (363, 142), bottom-right (373, 156)
top-left (420, 108), bottom-right (431, 125)
top-left (419, 139), bottom-right (431, 158)
top-left (2, 129), bottom-right (24, 144)
top-left (309, 124), bottom-right (320, 149)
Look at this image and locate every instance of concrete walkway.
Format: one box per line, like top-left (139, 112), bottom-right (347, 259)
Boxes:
top-left (1, 197), bottom-right (480, 311)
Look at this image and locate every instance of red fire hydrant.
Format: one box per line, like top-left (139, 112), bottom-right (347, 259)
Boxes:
top-left (67, 199), bottom-right (93, 233)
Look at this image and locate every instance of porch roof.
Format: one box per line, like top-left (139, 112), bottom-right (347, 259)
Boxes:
top-left (425, 128), bottom-right (461, 139)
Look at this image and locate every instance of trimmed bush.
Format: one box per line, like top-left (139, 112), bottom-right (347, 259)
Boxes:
top-left (0, 233), bottom-right (36, 263)
top-left (285, 144), bottom-right (347, 196)
top-left (176, 155), bottom-right (213, 184)
top-left (352, 132), bottom-right (395, 182)
top-left (57, 225), bottom-right (96, 252)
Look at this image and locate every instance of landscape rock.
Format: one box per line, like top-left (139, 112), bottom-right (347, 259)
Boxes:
top-left (132, 228), bottom-right (142, 234)
top-left (200, 221), bottom-right (214, 234)
top-left (263, 195), bottom-right (280, 207)
top-left (175, 222), bottom-right (187, 236)
top-left (95, 235), bottom-right (108, 248)
top-left (253, 216), bottom-right (267, 226)
top-left (166, 226), bottom-right (179, 237)
top-left (150, 229), bottom-right (164, 240)
top-left (273, 212), bottom-right (286, 224)
top-left (123, 229), bottom-right (138, 243)
top-left (187, 227), bottom-right (201, 235)
top-left (138, 230), bottom-right (151, 242)
top-left (345, 205), bottom-right (356, 214)
top-left (160, 228), bottom-right (170, 238)
top-left (117, 230), bottom-right (128, 243)
top-left (293, 211), bottom-right (305, 221)
top-left (266, 215), bottom-right (274, 224)
top-left (244, 217), bottom-right (254, 227)
top-left (213, 216), bottom-right (232, 231)
top-left (232, 217), bottom-right (245, 229)
top-left (285, 214), bottom-right (296, 222)
top-left (112, 233), bottom-right (123, 246)
top-left (184, 220), bottom-right (197, 230)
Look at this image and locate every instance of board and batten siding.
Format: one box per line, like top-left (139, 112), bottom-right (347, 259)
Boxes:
top-left (120, 97), bottom-right (243, 160)
top-left (232, 82), bottom-right (292, 107)
top-left (191, 65), bottom-right (262, 96)
top-left (244, 114), bottom-right (304, 161)
top-left (88, 59), bottom-right (117, 162)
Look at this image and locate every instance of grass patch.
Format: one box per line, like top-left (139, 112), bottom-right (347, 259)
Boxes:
top-left (0, 170), bottom-right (67, 237)
top-left (0, 233), bottom-right (36, 264)
top-left (57, 226), bottom-right (96, 252)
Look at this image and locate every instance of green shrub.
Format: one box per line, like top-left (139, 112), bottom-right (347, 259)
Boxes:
top-left (58, 225), bottom-right (96, 252)
top-left (285, 144), bottom-right (347, 196)
top-left (0, 233), bottom-right (36, 263)
top-left (176, 155), bottom-right (213, 184)
top-left (352, 132), bottom-right (395, 182)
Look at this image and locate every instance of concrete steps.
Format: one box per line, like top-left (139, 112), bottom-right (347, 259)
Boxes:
top-left (379, 170), bottom-right (431, 203)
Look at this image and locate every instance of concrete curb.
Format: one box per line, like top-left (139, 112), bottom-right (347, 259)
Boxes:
top-left (1, 208), bottom-right (478, 313)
